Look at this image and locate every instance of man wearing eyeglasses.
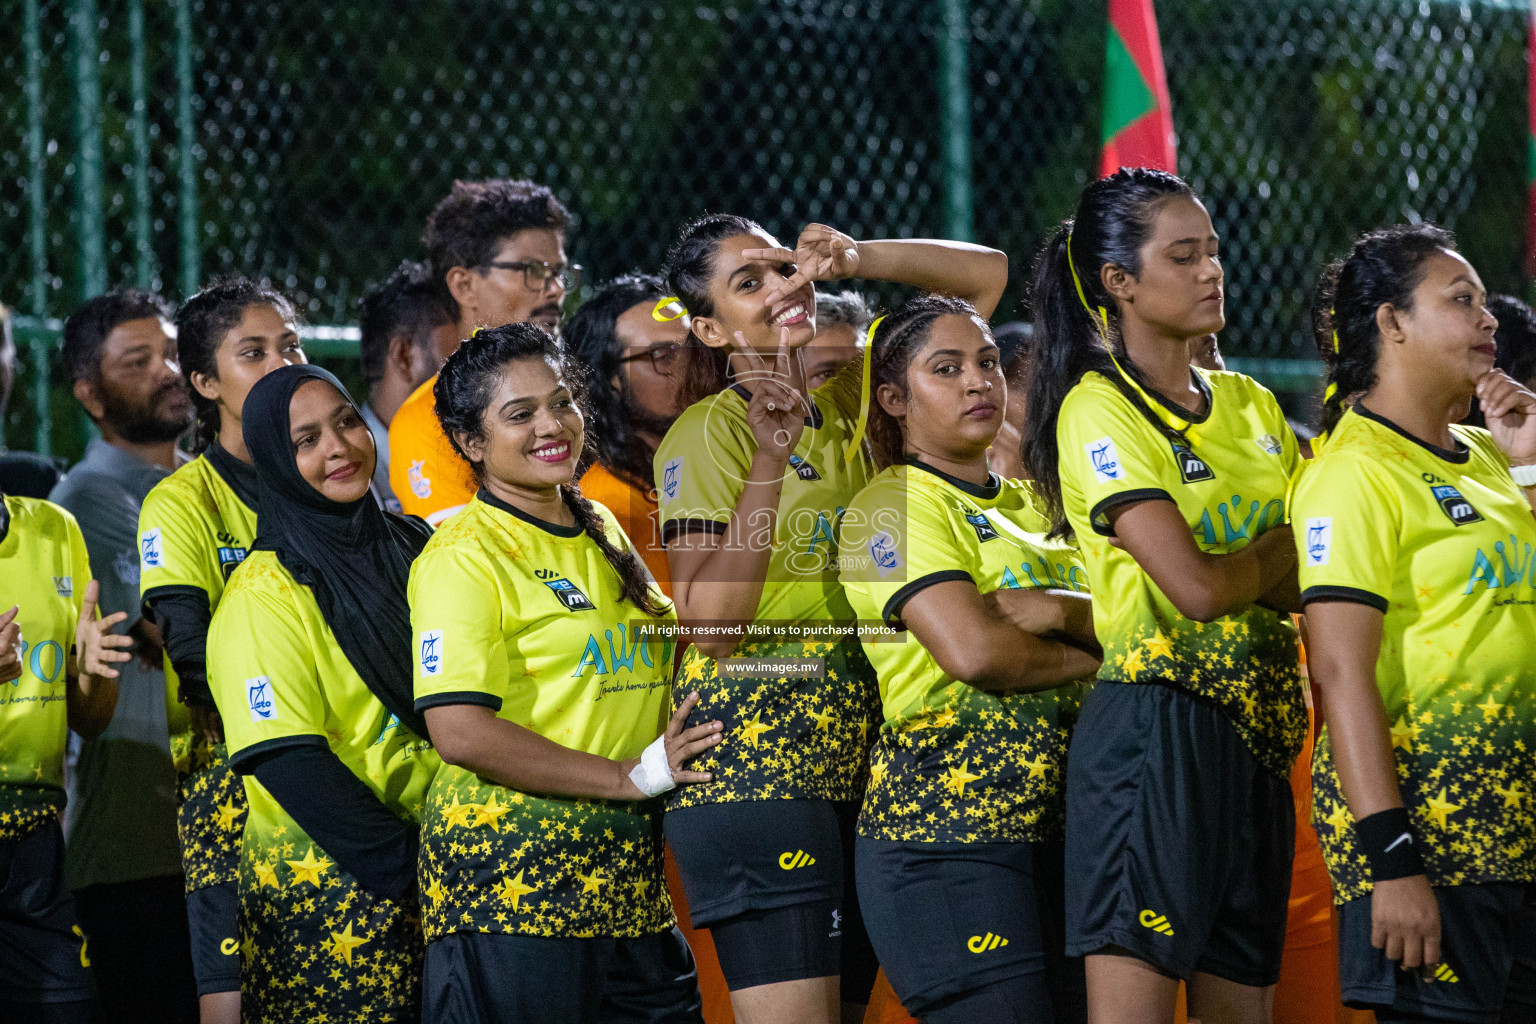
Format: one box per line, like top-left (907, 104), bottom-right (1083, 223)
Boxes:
top-left (389, 178), bottom-right (578, 523)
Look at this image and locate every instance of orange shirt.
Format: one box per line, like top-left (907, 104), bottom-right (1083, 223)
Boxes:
top-left (577, 461), bottom-right (670, 595)
top-left (388, 375), bottom-right (477, 525)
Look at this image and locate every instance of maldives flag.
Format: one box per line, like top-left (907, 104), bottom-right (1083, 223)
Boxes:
top-left (1526, 0), bottom-right (1536, 279)
top-left (1099, 0), bottom-right (1177, 178)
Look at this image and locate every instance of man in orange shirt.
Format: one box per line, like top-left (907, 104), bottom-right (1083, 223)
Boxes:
top-left (389, 179), bottom-right (575, 524)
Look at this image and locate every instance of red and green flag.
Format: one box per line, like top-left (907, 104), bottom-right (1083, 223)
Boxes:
top-left (1526, 0), bottom-right (1536, 279)
top-left (1099, 0), bottom-right (1177, 178)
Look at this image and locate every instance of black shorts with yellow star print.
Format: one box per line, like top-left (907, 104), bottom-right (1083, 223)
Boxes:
top-left (1338, 882), bottom-right (1536, 1022)
top-left (1064, 680), bottom-right (1294, 986)
top-left (238, 839), bottom-right (423, 1024)
top-left (176, 737), bottom-right (247, 994)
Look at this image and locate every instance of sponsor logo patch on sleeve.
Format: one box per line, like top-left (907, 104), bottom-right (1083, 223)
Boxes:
top-left (419, 630), bottom-right (444, 676)
top-left (246, 675), bottom-right (276, 722)
top-left (1085, 437), bottom-right (1125, 483)
top-left (1304, 517), bottom-right (1332, 566)
top-left (140, 527), bottom-right (163, 570)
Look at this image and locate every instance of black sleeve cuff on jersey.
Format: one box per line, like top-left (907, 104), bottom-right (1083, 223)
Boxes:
top-left (881, 570), bottom-right (974, 626)
top-left (246, 742), bottom-right (418, 902)
top-left (1299, 585), bottom-right (1389, 613)
top-left (143, 585), bottom-right (216, 710)
top-left (660, 517), bottom-right (728, 548)
top-left (414, 691), bottom-right (503, 713)
top-left (1089, 489), bottom-right (1175, 537)
top-left (227, 733), bottom-right (329, 774)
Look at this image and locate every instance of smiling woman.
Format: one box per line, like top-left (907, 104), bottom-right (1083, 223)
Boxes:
top-left (205, 364), bottom-right (439, 1024)
top-left (407, 322), bottom-right (717, 1023)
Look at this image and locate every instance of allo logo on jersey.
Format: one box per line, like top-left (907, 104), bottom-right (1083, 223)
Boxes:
top-left (419, 630), bottom-right (443, 676)
top-left (779, 850), bottom-right (816, 870)
top-left (787, 454), bottom-right (821, 481)
top-left (661, 456), bottom-right (684, 502)
top-left (1431, 484), bottom-right (1483, 526)
top-left (408, 460), bottom-right (432, 499)
top-left (1086, 437), bottom-right (1125, 483)
top-left (965, 511), bottom-right (1000, 542)
top-left (1432, 962), bottom-right (1460, 983)
top-left (543, 577), bottom-right (597, 611)
top-left (1139, 909), bottom-right (1175, 936)
top-left (1171, 442), bottom-right (1215, 484)
top-left (1305, 517), bottom-right (1332, 567)
top-left (869, 530), bottom-right (902, 578)
top-left (246, 675), bottom-right (276, 722)
top-left (1255, 433), bottom-right (1284, 455)
top-left (52, 576), bottom-right (72, 598)
top-left (140, 527), bottom-right (163, 570)
top-left (967, 932), bottom-right (1009, 953)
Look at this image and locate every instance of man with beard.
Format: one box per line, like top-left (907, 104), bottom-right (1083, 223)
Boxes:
top-left (49, 289), bottom-right (198, 1023)
top-left (388, 178), bottom-right (574, 524)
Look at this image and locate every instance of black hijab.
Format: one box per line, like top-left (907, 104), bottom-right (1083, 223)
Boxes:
top-left (242, 365), bottom-right (432, 740)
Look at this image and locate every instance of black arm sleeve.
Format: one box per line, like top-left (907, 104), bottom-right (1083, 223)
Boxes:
top-left (245, 742), bottom-right (418, 902)
top-left (143, 585), bottom-right (216, 711)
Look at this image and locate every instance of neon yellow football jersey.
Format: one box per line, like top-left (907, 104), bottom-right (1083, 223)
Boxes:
top-left (410, 493), bottom-right (677, 939)
top-left (138, 451), bottom-right (257, 889)
top-left (1295, 405), bottom-right (1536, 900)
top-left (653, 366), bottom-right (882, 807)
top-left (840, 461), bottom-right (1091, 843)
top-left (1057, 368), bottom-right (1304, 777)
top-left (0, 496), bottom-right (90, 840)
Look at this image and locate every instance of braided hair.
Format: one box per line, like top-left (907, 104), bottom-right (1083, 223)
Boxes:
top-left (174, 278), bottom-right (301, 454)
top-left (1314, 224), bottom-right (1455, 438)
top-left (1021, 167), bottom-right (1201, 539)
top-left (433, 322), bottom-right (667, 617)
top-left (864, 295), bottom-right (991, 471)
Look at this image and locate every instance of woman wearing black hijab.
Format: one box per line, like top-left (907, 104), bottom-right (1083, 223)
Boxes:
top-left (206, 364), bottom-right (440, 1024)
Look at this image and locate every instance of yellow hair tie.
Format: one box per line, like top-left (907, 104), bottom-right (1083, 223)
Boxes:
top-left (652, 297), bottom-right (688, 323)
top-left (1314, 313), bottom-right (1342, 454)
top-left (843, 314), bottom-right (886, 463)
top-left (1067, 229), bottom-right (1192, 433)
top-left (470, 325), bottom-right (483, 338)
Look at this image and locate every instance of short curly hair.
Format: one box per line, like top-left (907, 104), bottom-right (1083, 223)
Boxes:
top-left (62, 289), bottom-right (173, 383)
top-left (422, 179), bottom-right (571, 319)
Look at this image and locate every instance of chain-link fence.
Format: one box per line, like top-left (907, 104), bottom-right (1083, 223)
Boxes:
top-left (3, 0), bottom-right (1531, 458)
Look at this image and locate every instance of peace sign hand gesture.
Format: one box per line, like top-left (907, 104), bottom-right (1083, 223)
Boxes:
top-left (746, 223), bottom-right (859, 310)
top-left (73, 580), bottom-right (132, 689)
top-left (731, 329), bottom-right (806, 461)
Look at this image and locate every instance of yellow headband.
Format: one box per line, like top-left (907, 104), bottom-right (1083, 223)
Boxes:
top-left (843, 314), bottom-right (887, 463)
top-left (652, 297), bottom-right (688, 323)
top-left (1067, 229), bottom-right (1192, 433)
top-left (1314, 313), bottom-right (1343, 454)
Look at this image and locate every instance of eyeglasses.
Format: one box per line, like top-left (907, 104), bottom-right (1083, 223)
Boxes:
top-left (618, 343), bottom-right (681, 377)
top-left (484, 259), bottom-right (583, 293)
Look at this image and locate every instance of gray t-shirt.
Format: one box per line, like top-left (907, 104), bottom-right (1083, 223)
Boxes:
top-left (362, 401), bottom-right (401, 514)
top-left (49, 439), bottom-right (183, 889)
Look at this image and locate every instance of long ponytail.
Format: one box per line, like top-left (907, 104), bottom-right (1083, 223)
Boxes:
top-left (1022, 168), bottom-right (1198, 538)
top-left (560, 484), bottom-right (668, 617)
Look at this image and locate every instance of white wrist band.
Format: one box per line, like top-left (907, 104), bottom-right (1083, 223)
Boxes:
top-left (1511, 463), bottom-right (1536, 488)
top-left (628, 736), bottom-right (676, 797)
